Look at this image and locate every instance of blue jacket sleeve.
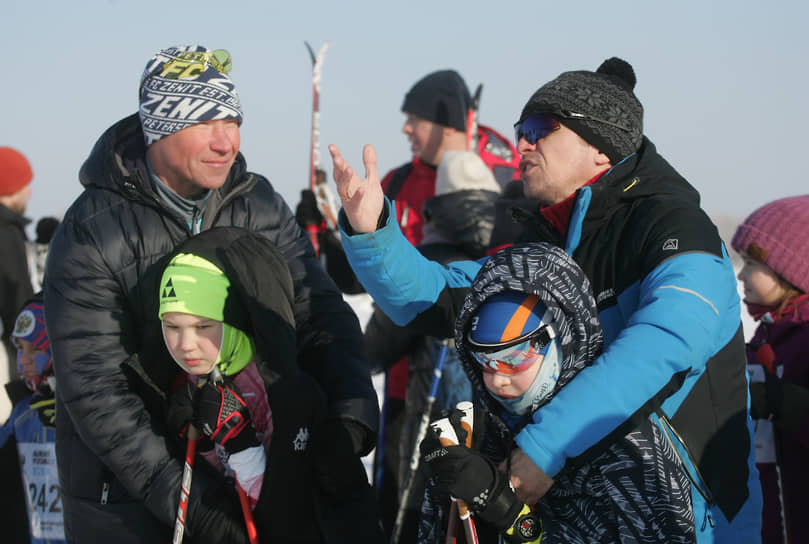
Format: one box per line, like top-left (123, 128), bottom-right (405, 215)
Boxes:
top-left (339, 198), bottom-right (482, 325)
top-left (515, 250), bottom-right (742, 476)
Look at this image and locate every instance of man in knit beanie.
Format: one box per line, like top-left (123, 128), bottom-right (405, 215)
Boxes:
top-left (43, 45), bottom-right (381, 543)
top-left (0, 146), bottom-right (35, 389)
top-left (331, 56), bottom-right (763, 541)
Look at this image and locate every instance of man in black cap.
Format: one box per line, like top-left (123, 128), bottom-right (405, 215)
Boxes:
top-left (371, 69), bottom-right (473, 538)
top-left (296, 68), bottom-right (495, 536)
top-left (329, 57), bottom-right (763, 541)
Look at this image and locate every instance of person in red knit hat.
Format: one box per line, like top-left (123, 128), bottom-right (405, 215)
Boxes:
top-left (0, 146), bottom-right (35, 389)
top-left (732, 194), bottom-right (809, 544)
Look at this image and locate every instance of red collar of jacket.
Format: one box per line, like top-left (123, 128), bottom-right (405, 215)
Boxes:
top-left (746, 294), bottom-right (809, 323)
top-left (539, 170), bottom-right (607, 237)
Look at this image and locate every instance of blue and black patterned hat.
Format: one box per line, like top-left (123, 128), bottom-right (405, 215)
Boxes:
top-left (138, 45), bottom-right (243, 146)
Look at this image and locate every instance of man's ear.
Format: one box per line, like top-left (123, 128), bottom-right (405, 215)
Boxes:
top-left (594, 151), bottom-right (611, 167)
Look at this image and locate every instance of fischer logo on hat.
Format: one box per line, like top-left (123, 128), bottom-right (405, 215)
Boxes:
top-left (138, 45), bottom-right (243, 146)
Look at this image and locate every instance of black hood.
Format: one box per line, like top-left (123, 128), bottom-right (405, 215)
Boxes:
top-left (163, 227), bottom-right (298, 380)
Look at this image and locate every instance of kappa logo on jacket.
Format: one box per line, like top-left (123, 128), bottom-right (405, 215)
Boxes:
top-left (293, 426), bottom-right (310, 451)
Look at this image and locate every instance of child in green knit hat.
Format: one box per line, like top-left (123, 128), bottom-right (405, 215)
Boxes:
top-left (159, 250), bottom-right (268, 510)
top-left (159, 227), bottom-right (357, 543)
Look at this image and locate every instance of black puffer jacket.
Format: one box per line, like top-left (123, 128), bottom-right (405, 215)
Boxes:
top-left (43, 114), bottom-right (379, 540)
top-left (0, 203), bottom-right (32, 365)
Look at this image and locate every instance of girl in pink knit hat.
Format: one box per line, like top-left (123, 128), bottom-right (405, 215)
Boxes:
top-left (731, 194), bottom-right (809, 544)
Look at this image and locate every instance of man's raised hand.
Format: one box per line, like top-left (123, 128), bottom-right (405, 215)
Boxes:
top-left (328, 144), bottom-right (385, 234)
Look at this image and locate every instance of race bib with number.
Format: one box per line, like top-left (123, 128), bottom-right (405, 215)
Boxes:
top-left (18, 441), bottom-right (65, 540)
top-left (749, 365), bottom-right (778, 464)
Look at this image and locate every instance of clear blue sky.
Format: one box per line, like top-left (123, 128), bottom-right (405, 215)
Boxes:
top-left (4, 0), bottom-right (808, 238)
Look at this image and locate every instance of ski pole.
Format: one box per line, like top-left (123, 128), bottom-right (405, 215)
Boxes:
top-left (456, 402), bottom-right (479, 544)
top-left (207, 368), bottom-right (261, 543)
top-left (172, 372), bottom-right (216, 543)
top-left (172, 424), bottom-right (199, 544)
top-left (374, 371), bottom-right (389, 492)
top-left (390, 340), bottom-right (450, 544)
top-left (304, 40), bottom-right (329, 256)
top-left (431, 404), bottom-right (480, 544)
top-left (235, 479), bottom-right (260, 544)
top-left (466, 84), bottom-right (483, 153)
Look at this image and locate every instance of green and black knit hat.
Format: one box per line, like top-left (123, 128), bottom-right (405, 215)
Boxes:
top-left (518, 57), bottom-right (643, 163)
top-left (159, 252), bottom-right (255, 376)
top-left (157, 227), bottom-right (298, 378)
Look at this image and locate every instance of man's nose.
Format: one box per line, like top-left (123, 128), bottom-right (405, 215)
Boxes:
top-left (516, 137), bottom-right (536, 155)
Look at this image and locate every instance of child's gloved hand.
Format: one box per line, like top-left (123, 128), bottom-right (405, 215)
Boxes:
top-left (420, 409), bottom-right (523, 531)
top-left (193, 379), bottom-right (259, 454)
top-left (167, 381), bottom-right (213, 451)
top-left (35, 397), bottom-right (56, 428)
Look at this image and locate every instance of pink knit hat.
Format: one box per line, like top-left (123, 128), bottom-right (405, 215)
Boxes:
top-left (0, 147), bottom-right (33, 196)
top-left (731, 194), bottom-right (809, 293)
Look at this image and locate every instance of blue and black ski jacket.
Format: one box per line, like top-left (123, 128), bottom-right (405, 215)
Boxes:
top-left (341, 137), bottom-right (762, 541)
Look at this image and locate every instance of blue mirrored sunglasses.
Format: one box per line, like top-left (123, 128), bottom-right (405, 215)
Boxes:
top-left (513, 113), bottom-right (560, 145)
top-left (515, 109), bottom-right (633, 146)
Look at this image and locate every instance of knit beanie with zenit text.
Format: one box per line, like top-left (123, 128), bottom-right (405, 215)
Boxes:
top-left (138, 45), bottom-right (243, 146)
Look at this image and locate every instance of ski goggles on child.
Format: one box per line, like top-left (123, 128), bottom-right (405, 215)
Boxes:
top-left (466, 324), bottom-right (556, 375)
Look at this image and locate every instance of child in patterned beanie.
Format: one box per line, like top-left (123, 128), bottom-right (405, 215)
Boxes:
top-left (0, 293), bottom-right (65, 543)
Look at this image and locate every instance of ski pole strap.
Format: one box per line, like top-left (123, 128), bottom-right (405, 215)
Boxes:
top-left (503, 504), bottom-right (542, 543)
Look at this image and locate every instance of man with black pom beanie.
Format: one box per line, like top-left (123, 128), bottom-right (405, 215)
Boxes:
top-left (330, 56), bottom-right (763, 541)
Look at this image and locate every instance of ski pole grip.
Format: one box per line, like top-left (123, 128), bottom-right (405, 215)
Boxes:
top-left (187, 424), bottom-right (200, 442)
top-left (457, 401), bottom-right (474, 448)
top-left (430, 417), bottom-right (459, 446)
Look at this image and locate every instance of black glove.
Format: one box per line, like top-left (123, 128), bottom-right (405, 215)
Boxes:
top-left (194, 379), bottom-right (259, 454)
top-left (167, 382), bottom-right (214, 452)
top-left (186, 469), bottom-right (250, 544)
top-left (295, 189), bottom-right (324, 227)
top-left (420, 411), bottom-right (523, 531)
top-left (749, 381), bottom-right (769, 421)
top-left (310, 418), bottom-right (371, 501)
top-left (35, 397), bottom-right (56, 428)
